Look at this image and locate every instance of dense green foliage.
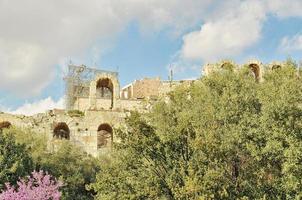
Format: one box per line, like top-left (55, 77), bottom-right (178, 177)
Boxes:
top-left (0, 130), bottom-right (33, 190)
top-left (39, 141), bottom-right (100, 200)
top-left (90, 63), bottom-right (302, 199)
top-left (68, 110), bottom-right (85, 117)
top-left (8, 127), bottom-right (47, 166)
top-left (1, 128), bottom-right (99, 200)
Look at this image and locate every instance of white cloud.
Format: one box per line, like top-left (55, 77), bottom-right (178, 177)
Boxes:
top-left (179, 0), bottom-right (302, 63)
top-left (266, 0), bottom-right (302, 18)
top-left (7, 97), bottom-right (65, 116)
top-left (167, 51), bottom-right (201, 76)
top-left (2, 0), bottom-right (302, 97)
top-left (279, 34), bottom-right (302, 52)
top-left (181, 0), bottom-right (266, 62)
top-left (0, 0), bottom-right (124, 96)
top-left (0, 40), bottom-right (56, 95)
top-left (0, 0), bottom-right (212, 97)
top-left (122, 0), bottom-right (212, 35)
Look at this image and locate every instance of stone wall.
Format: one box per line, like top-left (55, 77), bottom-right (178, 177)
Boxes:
top-left (202, 60), bottom-right (267, 81)
top-left (121, 78), bottom-right (162, 99)
top-left (2, 61), bottom-right (297, 157)
top-left (118, 99), bottom-right (144, 111)
top-left (96, 98), bottom-right (112, 110)
top-left (0, 110), bottom-right (126, 157)
top-left (73, 97), bottom-right (144, 112)
top-left (0, 66), bottom-right (198, 157)
top-left (158, 81), bottom-right (188, 96)
top-left (132, 77), bottom-right (161, 99)
top-left (74, 97), bottom-right (90, 111)
top-left (121, 78), bottom-right (194, 101)
top-left (73, 97), bottom-right (112, 111)
top-left (88, 72), bottom-right (120, 110)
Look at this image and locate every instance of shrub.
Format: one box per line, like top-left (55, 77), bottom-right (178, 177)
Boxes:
top-left (67, 110), bottom-right (84, 117)
top-left (0, 131), bottom-right (33, 190)
top-left (0, 171), bottom-right (62, 200)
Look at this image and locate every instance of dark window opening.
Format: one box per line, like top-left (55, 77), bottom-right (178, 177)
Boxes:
top-left (97, 123), bottom-right (113, 149)
top-left (0, 121), bottom-right (11, 130)
top-left (221, 62), bottom-right (234, 71)
top-left (272, 65), bottom-right (281, 70)
top-left (248, 63), bottom-right (260, 80)
top-left (96, 78), bottom-right (114, 108)
top-left (96, 78), bottom-right (113, 98)
top-left (53, 122), bottom-right (70, 140)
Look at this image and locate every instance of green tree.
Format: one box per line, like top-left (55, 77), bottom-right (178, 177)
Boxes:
top-left (4, 127), bottom-right (100, 199)
top-left (39, 141), bottom-right (100, 200)
top-left (257, 63), bottom-right (302, 199)
top-left (91, 61), bottom-right (302, 199)
top-left (6, 127), bottom-right (47, 168)
top-left (0, 130), bottom-right (33, 190)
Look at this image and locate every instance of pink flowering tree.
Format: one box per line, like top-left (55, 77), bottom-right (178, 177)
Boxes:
top-left (0, 170), bottom-right (63, 200)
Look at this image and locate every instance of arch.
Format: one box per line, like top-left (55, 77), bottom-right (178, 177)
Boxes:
top-left (221, 62), bottom-right (234, 71)
top-left (53, 122), bottom-right (70, 140)
top-left (248, 63), bottom-right (260, 80)
top-left (97, 123), bottom-right (113, 149)
top-left (272, 64), bottom-right (281, 70)
top-left (96, 78), bottom-right (114, 95)
top-left (89, 73), bottom-right (120, 110)
top-left (0, 121), bottom-right (11, 130)
top-left (96, 78), bottom-right (114, 108)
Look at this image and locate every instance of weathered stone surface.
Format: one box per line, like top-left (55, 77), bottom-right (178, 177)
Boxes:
top-left (0, 110), bottom-right (125, 157)
top-left (1, 62), bottom-right (293, 156)
top-left (0, 65), bottom-right (193, 156)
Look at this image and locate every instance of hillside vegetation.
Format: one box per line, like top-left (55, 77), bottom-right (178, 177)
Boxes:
top-left (1, 60), bottom-right (301, 199)
top-left (91, 61), bottom-right (302, 199)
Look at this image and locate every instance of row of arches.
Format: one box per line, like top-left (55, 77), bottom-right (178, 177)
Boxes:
top-left (220, 62), bottom-right (282, 80)
top-left (53, 122), bottom-right (113, 149)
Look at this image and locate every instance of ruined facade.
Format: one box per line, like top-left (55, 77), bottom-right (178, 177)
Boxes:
top-left (0, 64), bottom-right (191, 156)
top-left (202, 59), bottom-right (288, 81)
top-left (0, 60), bottom-right (292, 156)
top-left (65, 65), bottom-right (191, 112)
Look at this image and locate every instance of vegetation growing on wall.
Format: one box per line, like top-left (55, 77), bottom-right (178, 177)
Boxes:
top-left (67, 110), bottom-right (85, 117)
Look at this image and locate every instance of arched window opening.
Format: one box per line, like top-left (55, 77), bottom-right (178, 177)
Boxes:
top-left (0, 121), bottom-right (11, 130)
top-left (272, 65), bottom-right (281, 70)
top-left (96, 78), bottom-right (114, 108)
top-left (248, 63), bottom-right (260, 80)
top-left (53, 122), bottom-right (70, 140)
top-left (96, 78), bottom-right (113, 99)
top-left (221, 62), bottom-right (234, 71)
top-left (97, 123), bottom-right (113, 149)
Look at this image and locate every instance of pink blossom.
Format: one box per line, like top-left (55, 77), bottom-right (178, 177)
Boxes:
top-left (0, 171), bottom-right (63, 200)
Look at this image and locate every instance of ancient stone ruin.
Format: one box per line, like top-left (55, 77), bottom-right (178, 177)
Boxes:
top-left (0, 64), bottom-right (192, 156)
top-left (0, 61), bottom-right (295, 156)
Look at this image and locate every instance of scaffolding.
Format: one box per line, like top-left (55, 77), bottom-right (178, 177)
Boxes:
top-left (64, 64), bottom-right (118, 110)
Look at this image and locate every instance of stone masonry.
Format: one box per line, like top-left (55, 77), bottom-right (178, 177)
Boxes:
top-left (0, 60), bottom-right (291, 156)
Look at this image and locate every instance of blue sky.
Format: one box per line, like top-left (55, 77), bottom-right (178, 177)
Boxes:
top-left (0, 0), bottom-right (302, 115)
